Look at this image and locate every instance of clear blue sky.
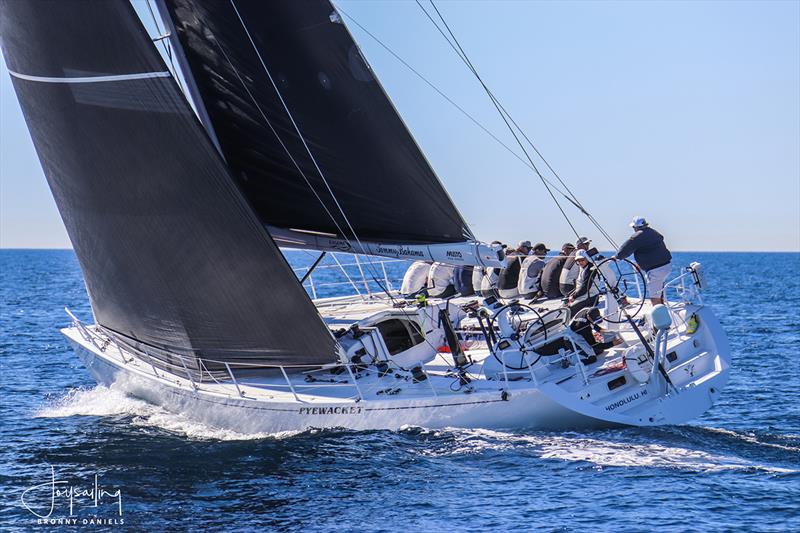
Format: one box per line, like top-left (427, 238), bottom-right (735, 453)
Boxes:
top-left (1, 0), bottom-right (798, 251)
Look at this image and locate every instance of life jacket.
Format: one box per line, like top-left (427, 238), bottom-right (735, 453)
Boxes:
top-left (518, 256), bottom-right (546, 296)
top-left (427, 262), bottom-right (456, 298)
top-left (400, 261), bottom-right (430, 296)
top-left (559, 253), bottom-right (580, 292)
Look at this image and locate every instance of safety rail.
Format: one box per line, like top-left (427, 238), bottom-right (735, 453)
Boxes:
top-left (662, 266), bottom-right (704, 332)
top-left (64, 309), bottom-right (491, 402)
top-left (291, 254), bottom-right (408, 299)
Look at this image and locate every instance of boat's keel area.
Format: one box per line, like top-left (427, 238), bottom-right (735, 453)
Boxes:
top-left (62, 278), bottom-right (731, 433)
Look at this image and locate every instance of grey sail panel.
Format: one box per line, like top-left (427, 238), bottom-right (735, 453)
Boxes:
top-left (0, 0), bottom-right (337, 374)
top-left (164, 0), bottom-right (474, 246)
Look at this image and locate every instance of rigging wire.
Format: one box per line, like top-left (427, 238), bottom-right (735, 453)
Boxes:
top-left (229, 0), bottom-right (399, 301)
top-left (417, 0), bottom-right (580, 240)
top-left (335, 5), bottom-right (576, 203)
top-left (145, 0), bottom-right (185, 95)
top-left (229, 1), bottom-right (475, 364)
top-left (208, 33), bottom-right (353, 252)
top-left (419, 0), bottom-right (619, 249)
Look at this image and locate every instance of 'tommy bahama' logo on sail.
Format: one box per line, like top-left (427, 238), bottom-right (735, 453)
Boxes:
top-left (398, 247), bottom-right (424, 258)
top-left (375, 245), bottom-right (424, 258)
top-left (374, 245), bottom-right (400, 257)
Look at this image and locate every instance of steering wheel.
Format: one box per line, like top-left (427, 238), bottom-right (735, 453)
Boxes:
top-left (487, 303), bottom-right (546, 370)
top-left (592, 257), bottom-right (647, 323)
top-left (521, 307), bottom-right (569, 347)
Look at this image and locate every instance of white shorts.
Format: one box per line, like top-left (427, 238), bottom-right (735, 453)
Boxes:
top-left (645, 263), bottom-right (672, 299)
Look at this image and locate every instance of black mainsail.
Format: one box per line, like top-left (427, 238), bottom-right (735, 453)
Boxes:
top-left (162, 0), bottom-right (474, 247)
top-left (0, 0), bottom-right (337, 374)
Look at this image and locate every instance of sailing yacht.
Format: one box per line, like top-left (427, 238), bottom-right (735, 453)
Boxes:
top-left (1, 0), bottom-right (730, 432)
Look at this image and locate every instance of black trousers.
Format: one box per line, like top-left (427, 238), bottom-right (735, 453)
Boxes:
top-left (568, 295), bottom-right (599, 319)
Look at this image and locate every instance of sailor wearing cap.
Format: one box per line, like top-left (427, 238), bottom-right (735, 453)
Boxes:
top-left (497, 240), bottom-right (533, 299)
top-left (568, 249), bottom-right (601, 315)
top-left (517, 243), bottom-right (550, 298)
top-left (540, 242), bottom-right (575, 298)
top-left (613, 216), bottom-right (672, 305)
top-left (559, 236), bottom-right (592, 296)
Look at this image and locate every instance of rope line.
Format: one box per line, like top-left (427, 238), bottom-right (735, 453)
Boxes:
top-left (335, 5), bottom-right (577, 203)
top-left (230, 0), bottom-right (403, 301)
top-left (420, 0), bottom-right (580, 239)
top-left (419, 0), bottom-right (619, 248)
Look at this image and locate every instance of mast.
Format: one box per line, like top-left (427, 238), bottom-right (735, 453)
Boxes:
top-left (153, 0), bottom-right (224, 156)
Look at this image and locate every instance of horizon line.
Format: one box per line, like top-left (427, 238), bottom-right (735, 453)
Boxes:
top-left (1, 247), bottom-right (799, 254)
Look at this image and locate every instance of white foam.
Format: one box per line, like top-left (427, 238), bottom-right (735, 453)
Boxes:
top-left (428, 428), bottom-right (798, 473)
top-left (701, 426), bottom-right (800, 453)
top-left (35, 386), bottom-right (300, 441)
top-left (35, 386), bottom-right (148, 418)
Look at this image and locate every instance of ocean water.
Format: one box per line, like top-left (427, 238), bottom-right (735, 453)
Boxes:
top-left (1, 249), bottom-right (798, 531)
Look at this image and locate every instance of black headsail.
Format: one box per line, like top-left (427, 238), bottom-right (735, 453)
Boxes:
top-left (162, 0), bottom-right (474, 247)
top-left (0, 0), bottom-right (337, 375)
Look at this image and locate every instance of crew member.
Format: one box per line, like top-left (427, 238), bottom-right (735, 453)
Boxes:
top-left (540, 243), bottom-right (574, 299)
top-left (613, 216), bottom-right (672, 305)
top-left (568, 249), bottom-right (600, 316)
top-left (517, 243), bottom-right (550, 299)
top-left (453, 264), bottom-right (475, 297)
top-left (427, 261), bottom-right (457, 298)
top-left (560, 236), bottom-right (591, 296)
top-left (400, 260), bottom-right (431, 297)
top-left (497, 241), bottom-right (530, 299)
top-left (471, 265), bottom-right (485, 295)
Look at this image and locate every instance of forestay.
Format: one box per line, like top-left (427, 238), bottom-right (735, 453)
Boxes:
top-left (0, 0), bottom-right (337, 374)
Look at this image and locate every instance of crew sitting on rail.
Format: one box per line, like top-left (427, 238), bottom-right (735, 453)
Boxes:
top-left (567, 249), bottom-right (600, 316)
top-left (453, 264), bottom-right (475, 297)
top-left (560, 236), bottom-right (592, 296)
top-left (613, 216), bottom-right (672, 305)
top-left (540, 242), bottom-right (575, 299)
top-left (517, 242), bottom-right (550, 299)
top-left (497, 240), bottom-right (531, 299)
top-left (427, 261), bottom-right (457, 298)
top-left (400, 260), bottom-right (432, 297)
top-left (478, 241), bottom-right (505, 297)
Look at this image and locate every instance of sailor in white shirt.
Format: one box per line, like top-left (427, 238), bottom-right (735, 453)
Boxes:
top-left (517, 242), bottom-right (550, 299)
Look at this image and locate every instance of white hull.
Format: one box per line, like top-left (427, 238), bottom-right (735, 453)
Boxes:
top-left (62, 301), bottom-right (731, 433)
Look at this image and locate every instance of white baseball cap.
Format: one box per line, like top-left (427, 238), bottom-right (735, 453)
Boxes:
top-left (630, 216), bottom-right (648, 228)
top-left (575, 249), bottom-right (592, 262)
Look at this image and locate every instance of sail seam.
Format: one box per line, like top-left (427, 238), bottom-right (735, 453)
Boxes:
top-left (7, 70), bottom-right (172, 84)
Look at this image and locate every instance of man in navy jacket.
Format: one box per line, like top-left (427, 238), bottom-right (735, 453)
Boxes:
top-left (613, 217), bottom-right (672, 305)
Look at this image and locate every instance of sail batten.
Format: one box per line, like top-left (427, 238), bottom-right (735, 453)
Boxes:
top-left (1, 0), bottom-right (337, 373)
top-left (164, 0), bottom-right (474, 246)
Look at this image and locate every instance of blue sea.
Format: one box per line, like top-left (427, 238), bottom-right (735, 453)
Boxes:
top-left (1, 250), bottom-right (798, 531)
